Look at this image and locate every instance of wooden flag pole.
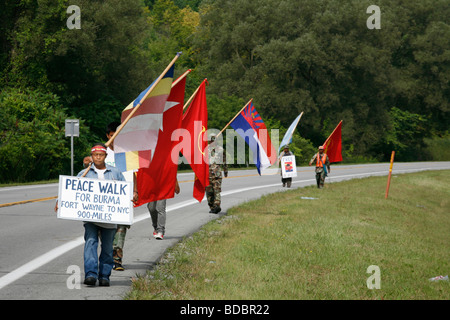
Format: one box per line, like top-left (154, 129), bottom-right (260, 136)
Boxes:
top-left (106, 52), bottom-right (182, 148)
top-left (172, 69), bottom-right (191, 88)
top-left (385, 151), bottom-right (395, 199)
top-left (216, 98), bottom-right (253, 138)
top-left (183, 78), bottom-right (207, 111)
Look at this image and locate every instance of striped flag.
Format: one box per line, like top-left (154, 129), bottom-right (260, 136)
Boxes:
top-left (229, 101), bottom-right (276, 175)
top-left (114, 65), bottom-right (175, 172)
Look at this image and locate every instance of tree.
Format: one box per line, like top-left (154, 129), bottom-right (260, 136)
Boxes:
top-left (1, 0), bottom-right (154, 141)
top-left (0, 88), bottom-right (88, 182)
top-left (193, 0), bottom-right (449, 161)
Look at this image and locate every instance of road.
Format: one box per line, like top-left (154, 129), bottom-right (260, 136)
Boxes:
top-left (0, 162), bottom-right (448, 300)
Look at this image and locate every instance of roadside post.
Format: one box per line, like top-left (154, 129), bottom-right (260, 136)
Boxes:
top-left (65, 119), bottom-right (79, 176)
top-left (385, 151), bottom-right (395, 199)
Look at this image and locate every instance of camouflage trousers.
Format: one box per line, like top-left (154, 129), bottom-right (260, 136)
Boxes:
top-left (113, 225), bottom-right (129, 263)
top-left (315, 168), bottom-right (327, 188)
top-left (206, 178), bottom-right (222, 209)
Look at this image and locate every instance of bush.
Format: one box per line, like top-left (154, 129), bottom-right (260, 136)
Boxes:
top-left (0, 88), bottom-right (70, 182)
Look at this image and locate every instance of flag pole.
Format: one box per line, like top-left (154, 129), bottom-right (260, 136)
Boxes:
top-left (323, 120), bottom-right (343, 147)
top-left (216, 98), bottom-right (253, 138)
top-left (183, 78), bottom-right (207, 111)
top-left (172, 69), bottom-right (191, 88)
top-left (106, 52), bottom-right (182, 147)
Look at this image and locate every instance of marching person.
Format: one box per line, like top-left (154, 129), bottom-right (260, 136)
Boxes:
top-left (309, 146), bottom-right (331, 188)
top-left (206, 135), bottom-right (228, 214)
top-left (82, 122), bottom-right (136, 272)
top-left (59, 143), bottom-right (129, 286)
top-left (278, 145), bottom-right (294, 187)
top-left (147, 180), bottom-right (180, 240)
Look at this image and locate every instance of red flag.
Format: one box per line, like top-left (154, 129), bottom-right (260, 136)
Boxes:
top-left (180, 79), bottom-right (209, 202)
top-left (323, 120), bottom-right (342, 163)
top-left (134, 71), bottom-right (190, 206)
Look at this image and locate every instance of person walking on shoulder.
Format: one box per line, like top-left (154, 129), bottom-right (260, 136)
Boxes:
top-left (278, 145), bottom-right (294, 187)
top-left (206, 135), bottom-right (228, 214)
top-left (75, 143), bottom-right (126, 286)
top-left (309, 146), bottom-right (330, 188)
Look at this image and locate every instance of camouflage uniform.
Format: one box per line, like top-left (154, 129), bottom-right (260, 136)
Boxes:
top-left (309, 150), bottom-right (330, 188)
top-left (112, 225), bottom-right (129, 270)
top-left (206, 139), bottom-right (228, 213)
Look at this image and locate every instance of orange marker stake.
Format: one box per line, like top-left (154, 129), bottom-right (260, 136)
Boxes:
top-left (385, 151), bottom-right (395, 199)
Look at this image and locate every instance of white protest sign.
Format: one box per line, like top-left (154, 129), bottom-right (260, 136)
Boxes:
top-left (281, 155), bottom-right (297, 178)
top-left (57, 175), bottom-right (133, 225)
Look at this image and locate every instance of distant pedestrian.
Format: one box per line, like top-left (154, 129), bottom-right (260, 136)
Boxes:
top-left (147, 180), bottom-right (180, 240)
top-left (278, 145), bottom-right (294, 187)
top-left (309, 146), bottom-right (330, 188)
top-left (206, 135), bottom-right (228, 214)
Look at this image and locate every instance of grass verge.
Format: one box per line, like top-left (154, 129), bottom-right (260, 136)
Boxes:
top-left (125, 170), bottom-right (449, 300)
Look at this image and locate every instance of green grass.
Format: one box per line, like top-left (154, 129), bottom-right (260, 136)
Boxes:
top-left (126, 170), bottom-right (450, 300)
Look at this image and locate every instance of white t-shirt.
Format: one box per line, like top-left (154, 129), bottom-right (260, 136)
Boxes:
top-left (94, 167), bottom-right (107, 180)
top-left (91, 165), bottom-right (115, 229)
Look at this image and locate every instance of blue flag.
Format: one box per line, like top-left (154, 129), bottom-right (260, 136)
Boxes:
top-left (279, 112), bottom-right (303, 153)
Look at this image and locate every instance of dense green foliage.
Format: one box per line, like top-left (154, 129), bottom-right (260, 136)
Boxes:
top-left (0, 0), bottom-right (448, 182)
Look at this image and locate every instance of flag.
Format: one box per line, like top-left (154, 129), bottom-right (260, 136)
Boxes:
top-left (134, 71), bottom-right (190, 206)
top-left (278, 112), bottom-right (303, 153)
top-left (114, 64), bottom-right (175, 172)
top-left (229, 100), bottom-right (276, 175)
top-left (323, 120), bottom-right (342, 163)
top-left (180, 79), bottom-right (209, 202)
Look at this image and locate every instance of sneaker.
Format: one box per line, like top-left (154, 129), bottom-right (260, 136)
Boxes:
top-left (212, 206), bottom-right (221, 214)
top-left (155, 232), bottom-right (164, 240)
top-left (113, 261), bottom-right (124, 271)
top-left (153, 230), bottom-right (158, 238)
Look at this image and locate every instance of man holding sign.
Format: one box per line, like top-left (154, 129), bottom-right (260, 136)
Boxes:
top-left (56, 143), bottom-right (134, 286)
top-left (80, 143), bottom-right (133, 286)
top-left (278, 145), bottom-right (296, 188)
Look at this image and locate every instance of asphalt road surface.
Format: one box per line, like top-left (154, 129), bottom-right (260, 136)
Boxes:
top-left (0, 162), bottom-right (449, 300)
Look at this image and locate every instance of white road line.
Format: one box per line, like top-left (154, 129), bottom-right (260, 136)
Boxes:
top-left (0, 238), bottom-right (83, 290)
top-left (0, 166), bottom-right (447, 290)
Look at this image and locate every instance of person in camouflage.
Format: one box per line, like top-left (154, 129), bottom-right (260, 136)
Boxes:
top-left (206, 135), bottom-right (228, 214)
top-left (309, 146), bottom-right (331, 188)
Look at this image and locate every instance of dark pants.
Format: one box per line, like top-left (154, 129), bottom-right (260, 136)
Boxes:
top-left (281, 177), bottom-right (292, 187)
